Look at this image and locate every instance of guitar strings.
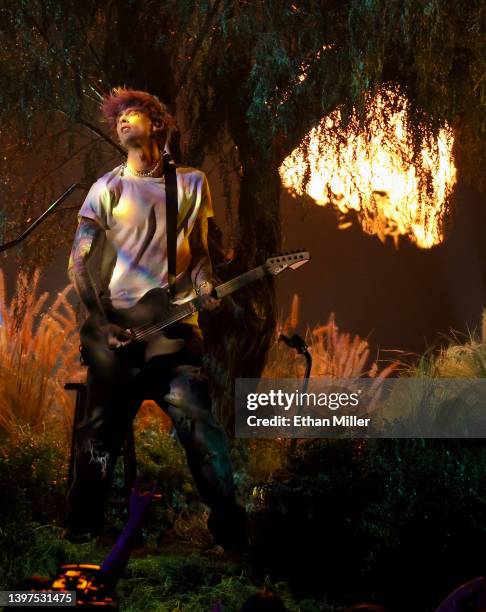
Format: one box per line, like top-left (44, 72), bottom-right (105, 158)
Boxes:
top-left (129, 263), bottom-right (276, 341)
top-left (133, 307), bottom-right (193, 339)
top-left (130, 277), bottom-right (239, 340)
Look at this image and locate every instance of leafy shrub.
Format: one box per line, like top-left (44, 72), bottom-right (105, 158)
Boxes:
top-left (250, 438), bottom-right (486, 612)
top-left (109, 415), bottom-right (211, 547)
top-left (116, 553), bottom-right (334, 611)
top-left (0, 423), bottom-right (70, 588)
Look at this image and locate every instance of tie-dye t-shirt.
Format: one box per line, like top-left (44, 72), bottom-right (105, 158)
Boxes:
top-left (78, 164), bottom-right (214, 322)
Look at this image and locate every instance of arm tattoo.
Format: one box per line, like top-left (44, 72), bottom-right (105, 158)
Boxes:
top-left (189, 215), bottom-right (213, 289)
top-left (68, 217), bottom-right (107, 324)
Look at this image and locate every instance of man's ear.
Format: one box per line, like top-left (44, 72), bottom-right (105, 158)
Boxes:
top-left (150, 121), bottom-right (164, 142)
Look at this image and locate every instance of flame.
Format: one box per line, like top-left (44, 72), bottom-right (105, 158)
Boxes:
top-left (279, 88), bottom-right (457, 248)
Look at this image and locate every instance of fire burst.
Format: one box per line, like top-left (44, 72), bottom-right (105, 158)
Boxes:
top-left (279, 88), bottom-right (457, 248)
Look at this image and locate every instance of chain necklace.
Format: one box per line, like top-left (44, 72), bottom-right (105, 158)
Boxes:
top-left (123, 155), bottom-right (163, 177)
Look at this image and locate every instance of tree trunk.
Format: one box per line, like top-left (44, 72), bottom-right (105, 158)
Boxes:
top-left (200, 155), bottom-right (282, 434)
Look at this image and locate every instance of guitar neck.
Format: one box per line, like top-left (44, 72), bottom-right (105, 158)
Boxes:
top-left (131, 265), bottom-right (267, 339)
top-left (128, 247), bottom-right (312, 341)
top-left (214, 265), bottom-right (266, 298)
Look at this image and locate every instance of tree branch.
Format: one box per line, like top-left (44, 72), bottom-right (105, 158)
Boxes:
top-left (173, 0), bottom-right (223, 98)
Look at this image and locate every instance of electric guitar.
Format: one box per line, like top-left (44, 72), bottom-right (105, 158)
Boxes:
top-left (80, 250), bottom-right (310, 366)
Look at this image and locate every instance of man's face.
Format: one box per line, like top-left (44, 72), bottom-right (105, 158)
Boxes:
top-left (116, 107), bottom-right (153, 147)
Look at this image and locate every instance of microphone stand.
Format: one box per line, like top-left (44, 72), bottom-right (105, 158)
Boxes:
top-left (0, 183), bottom-right (80, 253)
top-left (279, 333), bottom-right (312, 453)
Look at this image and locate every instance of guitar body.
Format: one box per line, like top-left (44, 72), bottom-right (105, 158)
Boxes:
top-left (78, 250), bottom-right (310, 381)
top-left (80, 288), bottom-right (199, 375)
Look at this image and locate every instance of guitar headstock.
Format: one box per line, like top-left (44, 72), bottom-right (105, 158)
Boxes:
top-left (264, 250), bottom-right (311, 276)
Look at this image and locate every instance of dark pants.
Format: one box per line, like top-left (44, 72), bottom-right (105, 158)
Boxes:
top-left (66, 333), bottom-right (246, 550)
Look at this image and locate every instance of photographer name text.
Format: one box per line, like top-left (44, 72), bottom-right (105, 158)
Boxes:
top-left (247, 414), bottom-right (371, 427)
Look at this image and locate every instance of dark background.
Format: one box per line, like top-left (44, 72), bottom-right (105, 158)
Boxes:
top-left (277, 178), bottom-right (486, 357)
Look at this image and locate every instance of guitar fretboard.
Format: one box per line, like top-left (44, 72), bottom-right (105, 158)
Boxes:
top-left (131, 264), bottom-right (266, 340)
top-left (215, 266), bottom-right (265, 298)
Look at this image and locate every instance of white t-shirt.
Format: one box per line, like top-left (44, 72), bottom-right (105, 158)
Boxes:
top-left (78, 163), bottom-right (214, 317)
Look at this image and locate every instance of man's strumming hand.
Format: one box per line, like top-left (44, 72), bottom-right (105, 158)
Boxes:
top-left (99, 321), bottom-right (133, 349)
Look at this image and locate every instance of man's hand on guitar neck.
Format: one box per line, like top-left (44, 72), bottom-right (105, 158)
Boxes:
top-left (196, 281), bottom-right (223, 312)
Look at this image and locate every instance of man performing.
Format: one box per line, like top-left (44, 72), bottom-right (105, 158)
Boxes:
top-left (65, 87), bottom-right (247, 554)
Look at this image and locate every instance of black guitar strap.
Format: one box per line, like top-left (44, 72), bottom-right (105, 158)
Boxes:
top-left (163, 152), bottom-right (178, 300)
